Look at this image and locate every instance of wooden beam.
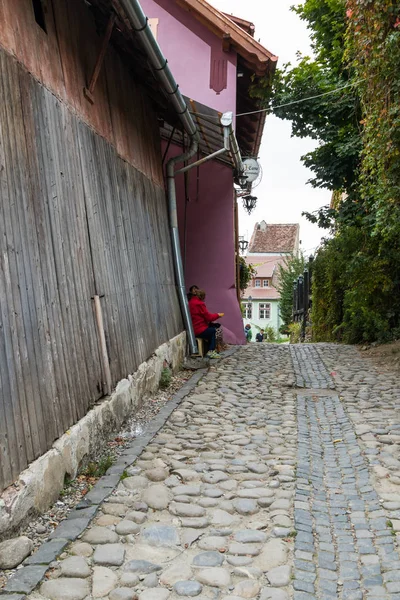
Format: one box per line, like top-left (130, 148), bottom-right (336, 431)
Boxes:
top-left (84, 13), bottom-right (116, 104)
top-left (222, 33), bottom-right (231, 53)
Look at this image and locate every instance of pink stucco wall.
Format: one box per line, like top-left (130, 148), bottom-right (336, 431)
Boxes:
top-left (170, 149), bottom-right (245, 345)
top-left (140, 0), bottom-right (237, 114)
top-left (142, 0), bottom-right (245, 344)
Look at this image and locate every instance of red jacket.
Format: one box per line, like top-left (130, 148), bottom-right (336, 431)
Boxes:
top-left (189, 296), bottom-right (219, 336)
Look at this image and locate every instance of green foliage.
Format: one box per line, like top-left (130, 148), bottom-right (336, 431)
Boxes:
top-left (311, 228), bottom-right (400, 343)
top-left (120, 470), bottom-right (129, 481)
top-left (293, 0), bottom-right (348, 72)
top-left (239, 257), bottom-right (256, 291)
top-left (83, 455), bottom-right (114, 478)
top-left (288, 322), bottom-right (302, 344)
top-left (253, 0), bottom-right (400, 344)
top-left (252, 0), bottom-right (362, 199)
top-left (278, 254), bottom-right (306, 332)
top-left (159, 367), bottom-right (172, 389)
top-left (263, 326), bottom-right (277, 343)
top-left (345, 0), bottom-right (400, 242)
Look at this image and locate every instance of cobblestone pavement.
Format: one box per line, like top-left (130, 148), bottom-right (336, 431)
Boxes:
top-left (7, 343), bottom-right (400, 600)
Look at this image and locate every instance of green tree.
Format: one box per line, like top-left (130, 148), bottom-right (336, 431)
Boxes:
top-left (253, 0), bottom-right (362, 204)
top-left (239, 256), bottom-right (256, 292)
top-left (277, 254), bottom-right (306, 334)
top-left (253, 0), bottom-right (400, 344)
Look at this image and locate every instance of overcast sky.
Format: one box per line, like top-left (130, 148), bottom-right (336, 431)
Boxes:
top-left (210, 0), bottom-right (331, 256)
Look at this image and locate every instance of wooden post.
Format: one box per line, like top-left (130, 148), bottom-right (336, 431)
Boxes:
top-left (93, 295), bottom-right (112, 396)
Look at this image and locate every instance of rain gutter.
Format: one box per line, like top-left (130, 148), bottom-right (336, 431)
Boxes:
top-left (119, 0), bottom-right (245, 355)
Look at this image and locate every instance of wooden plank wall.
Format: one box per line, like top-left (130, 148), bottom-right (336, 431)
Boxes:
top-left (0, 0), bottom-right (165, 188)
top-left (0, 48), bottom-right (183, 492)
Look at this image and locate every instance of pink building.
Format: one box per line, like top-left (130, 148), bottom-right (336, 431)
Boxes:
top-left (140, 0), bottom-right (277, 344)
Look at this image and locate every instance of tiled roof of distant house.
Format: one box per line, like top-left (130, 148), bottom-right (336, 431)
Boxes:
top-left (248, 222), bottom-right (299, 254)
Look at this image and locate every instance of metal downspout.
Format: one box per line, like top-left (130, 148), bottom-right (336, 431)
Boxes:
top-left (166, 142), bottom-right (199, 355)
top-left (119, 0), bottom-right (200, 354)
top-left (117, 2), bottom-right (246, 354)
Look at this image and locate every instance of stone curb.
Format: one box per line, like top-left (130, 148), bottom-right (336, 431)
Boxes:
top-left (0, 365), bottom-right (209, 598)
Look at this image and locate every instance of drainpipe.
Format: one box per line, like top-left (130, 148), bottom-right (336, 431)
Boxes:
top-left (118, 1), bottom-right (246, 355)
top-left (119, 0), bottom-right (198, 140)
top-left (119, 0), bottom-right (200, 354)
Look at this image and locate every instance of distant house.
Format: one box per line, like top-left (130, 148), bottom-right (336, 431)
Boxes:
top-left (242, 221), bottom-right (300, 335)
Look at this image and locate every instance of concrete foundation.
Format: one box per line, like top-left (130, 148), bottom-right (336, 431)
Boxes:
top-left (0, 332), bottom-right (186, 541)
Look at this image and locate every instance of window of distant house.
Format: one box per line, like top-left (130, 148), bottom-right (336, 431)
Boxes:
top-left (263, 279), bottom-right (269, 287)
top-left (259, 303), bottom-right (271, 319)
top-left (244, 303), bottom-right (252, 319)
top-left (255, 279), bottom-right (261, 287)
top-left (32, 0), bottom-right (47, 33)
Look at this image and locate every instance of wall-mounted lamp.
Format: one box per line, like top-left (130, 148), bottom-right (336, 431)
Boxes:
top-left (242, 195), bottom-right (257, 215)
top-left (238, 239), bottom-right (249, 253)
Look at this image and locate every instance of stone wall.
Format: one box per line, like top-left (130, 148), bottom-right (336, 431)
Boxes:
top-left (0, 332), bottom-right (186, 541)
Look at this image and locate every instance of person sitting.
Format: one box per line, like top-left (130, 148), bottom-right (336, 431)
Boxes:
top-left (244, 324), bottom-right (252, 342)
top-left (256, 329), bottom-right (264, 342)
top-left (188, 285), bottom-right (226, 353)
top-left (187, 284), bottom-right (199, 301)
top-left (188, 289), bottom-right (224, 359)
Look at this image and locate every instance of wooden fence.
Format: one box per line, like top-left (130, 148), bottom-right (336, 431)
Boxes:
top-left (0, 50), bottom-right (183, 492)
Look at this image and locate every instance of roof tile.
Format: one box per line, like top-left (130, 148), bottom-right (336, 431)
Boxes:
top-left (248, 222), bottom-right (299, 254)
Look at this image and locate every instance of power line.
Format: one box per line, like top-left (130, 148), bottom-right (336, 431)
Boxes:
top-left (189, 79), bottom-right (364, 121)
top-left (236, 79), bottom-right (365, 118)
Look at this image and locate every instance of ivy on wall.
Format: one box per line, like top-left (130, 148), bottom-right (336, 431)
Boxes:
top-left (345, 0), bottom-right (400, 242)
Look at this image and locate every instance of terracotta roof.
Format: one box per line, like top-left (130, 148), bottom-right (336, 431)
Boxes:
top-left (242, 288), bottom-right (280, 300)
top-left (248, 222), bottom-right (299, 254)
top-left (175, 0), bottom-right (277, 76)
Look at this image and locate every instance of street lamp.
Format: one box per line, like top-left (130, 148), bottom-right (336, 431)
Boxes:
top-left (242, 195), bottom-right (257, 215)
top-left (238, 239), bottom-right (248, 253)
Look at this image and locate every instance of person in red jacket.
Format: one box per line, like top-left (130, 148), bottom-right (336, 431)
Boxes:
top-left (188, 289), bottom-right (224, 359)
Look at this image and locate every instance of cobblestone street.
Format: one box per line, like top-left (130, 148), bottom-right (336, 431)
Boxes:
top-left (5, 343), bottom-right (400, 600)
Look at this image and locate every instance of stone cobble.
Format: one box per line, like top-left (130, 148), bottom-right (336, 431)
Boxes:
top-left (10, 342), bottom-right (400, 600)
top-left (290, 345), bottom-right (335, 390)
top-left (23, 345), bottom-right (297, 600)
top-left (295, 393), bottom-right (400, 599)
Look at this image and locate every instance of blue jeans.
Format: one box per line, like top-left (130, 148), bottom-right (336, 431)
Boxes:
top-left (197, 327), bottom-right (216, 351)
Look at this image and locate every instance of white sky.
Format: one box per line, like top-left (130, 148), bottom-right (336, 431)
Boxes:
top-left (210, 0), bottom-right (331, 256)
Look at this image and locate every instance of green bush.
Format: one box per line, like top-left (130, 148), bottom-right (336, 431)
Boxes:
top-left (159, 367), bottom-right (172, 389)
top-left (83, 454), bottom-right (114, 478)
top-left (263, 326), bottom-right (277, 343)
top-left (288, 322), bottom-right (302, 344)
top-left (311, 227), bottom-right (400, 344)
top-left (239, 257), bottom-right (256, 292)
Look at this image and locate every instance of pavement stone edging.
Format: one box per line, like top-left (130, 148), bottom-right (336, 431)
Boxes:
top-left (0, 357), bottom-right (214, 598)
top-left (0, 332), bottom-right (188, 542)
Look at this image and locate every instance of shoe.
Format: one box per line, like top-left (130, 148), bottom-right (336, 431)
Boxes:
top-left (207, 350), bottom-right (221, 359)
